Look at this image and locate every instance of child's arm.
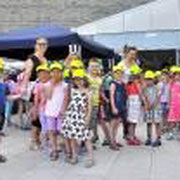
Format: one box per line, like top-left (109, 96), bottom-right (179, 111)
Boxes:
top-left (110, 83), bottom-right (118, 114)
top-left (141, 88), bottom-right (151, 110)
top-left (153, 86), bottom-right (162, 108)
top-left (85, 90), bottom-right (92, 126)
top-left (100, 86), bottom-right (109, 103)
top-left (44, 82), bottom-right (54, 100)
top-left (60, 84), bottom-right (70, 116)
top-left (34, 84), bottom-right (41, 110)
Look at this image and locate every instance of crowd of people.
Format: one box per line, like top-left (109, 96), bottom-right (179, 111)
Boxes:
top-left (0, 38), bottom-right (180, 168)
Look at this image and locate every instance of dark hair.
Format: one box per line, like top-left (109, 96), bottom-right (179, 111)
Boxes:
top-left (36, 37), bottom-right (48, 43)
top-left (72, 77), bottom-right (89, 89)
top-left (124, 46), bottom-right (137, 54)
top-left (89, 58), bottom-right (100, 64)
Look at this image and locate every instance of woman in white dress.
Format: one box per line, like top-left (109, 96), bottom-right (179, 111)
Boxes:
top-left (118, 46), bottom-right (139, 139)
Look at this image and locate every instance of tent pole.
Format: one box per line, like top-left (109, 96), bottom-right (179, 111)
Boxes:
top-left (176, 49), bottom-right (180, 66)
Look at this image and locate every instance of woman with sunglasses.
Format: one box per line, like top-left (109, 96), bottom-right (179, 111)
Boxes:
top-left (24, 37), bottom-right (48, 150)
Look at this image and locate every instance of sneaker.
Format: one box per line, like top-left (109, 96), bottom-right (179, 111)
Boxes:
top-left (102, 140), bottom-right (110, 146)
top-left (166, 132), bottom-right (175, 140)
top-left (127, 139), bottom-right (137, 146)
top-left (133, 137), bottom-right (142, 145)
top-left (92, 136), bottom-right (99, 144)
top-left (109, 143), bottom-right (120, 151)
top-left (70, 157), bottom-right (78, 165)
top-left (115, 142), bottom-right (123, 147)
top-left (145, 139), bottom-right (152, 146)
top-left (152, 139), bottom-right (162, 147)
top-left (0, 132), bottom-right (6, 137)
top-left (50, 151), bottom-right (59, 161)
top-left (29, 141), bottom-right (40, 151)
top-left (85, 159), bottom-right (94, 168)
top-left (0, 154), bottom-right (6, 163)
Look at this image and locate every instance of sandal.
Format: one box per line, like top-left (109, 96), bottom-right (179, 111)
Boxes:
top-left (50, 151), bottom-right (59, 161)
top-left (109, 143), bottom-right (120, 151)
top-left (29, 141), bottom-right (40, 151)
top-left (70, 157), bottom-right (78, 165)
top-left (85, 159), bottom-right (94, 168)
top-left (0, 154), bottom-right (7, 163)
top-left (65, 153), bottom-right (72, 163)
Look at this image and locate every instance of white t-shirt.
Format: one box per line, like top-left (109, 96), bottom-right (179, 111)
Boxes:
top-left (45, 81), bottom-right (68, 117)
top-left (118, 61), bottom-right (137, 83)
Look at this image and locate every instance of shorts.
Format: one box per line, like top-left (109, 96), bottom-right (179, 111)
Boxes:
top-left (39, 111), bottom-right (48, 134)
top-left (46, 116), bottom-right (62, 133)
top-left (144, 109), bottom-right (162, 123)
top-left (31, 118), bottom-right (41, 129)
top-left (127, 96), bottom-right (142, 124)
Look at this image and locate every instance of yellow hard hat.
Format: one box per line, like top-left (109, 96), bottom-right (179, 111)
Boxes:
top-left (170, 66), bottom-right (178, 73)
top-left (162, 68), bottom-right (168, 73)
top-left (175, 67), bottom-right (180, 73)
top-left (70, 59), bottom-right (84, 68)
top-left (72, 69), bottom-right (86, 78)
top-left (113, 65), bottom-right (123, 72)
top-left (0, 57), bottom-right (5, 69)
top-left (50, 62), bottom-right (63, 71)
top-left (155, 71), bottom-right (162, 77)
top-left (36, 63), bottom-right (49, 72)
top-left (130, 65), bottom-right (142, 75)
top-left (63, 68), bottom-right (70, 78)
top-left (144, 70), bottom-right (155, 79)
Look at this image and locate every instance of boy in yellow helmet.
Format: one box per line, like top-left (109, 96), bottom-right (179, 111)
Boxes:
top-left (142, 71), bottom-right (163, 147)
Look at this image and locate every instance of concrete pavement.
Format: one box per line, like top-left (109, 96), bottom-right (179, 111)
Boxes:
top-left (0, 124), bottom-right (180, 180)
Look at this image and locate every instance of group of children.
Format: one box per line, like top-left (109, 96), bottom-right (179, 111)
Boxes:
top-left (1, 56), bottom-right (180, 167)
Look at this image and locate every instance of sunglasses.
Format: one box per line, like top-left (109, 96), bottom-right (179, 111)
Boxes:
top-left (37, 43), bottom-right (48, 46)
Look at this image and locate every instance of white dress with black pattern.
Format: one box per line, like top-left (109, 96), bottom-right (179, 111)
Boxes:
top-left (62, 88), bottom-right (91, 141)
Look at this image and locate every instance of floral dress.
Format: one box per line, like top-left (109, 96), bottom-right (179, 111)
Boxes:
top-left (62, 88), bottom-right (91, 141)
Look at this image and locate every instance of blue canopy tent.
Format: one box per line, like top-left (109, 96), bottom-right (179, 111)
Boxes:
top-left (0, 26), bottom-right (114, 60)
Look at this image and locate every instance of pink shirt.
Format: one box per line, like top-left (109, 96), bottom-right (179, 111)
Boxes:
top-left (45, 81), bottom-right (68, 117)
top-left (34, 82), bottom-right (46, 112)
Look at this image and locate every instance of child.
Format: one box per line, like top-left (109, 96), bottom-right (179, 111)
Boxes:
top-left (0, 58), bottom-right (7, 163)
top-left (44, 62), bottom-right (68, 161)
top-left (99, 75), bottom-right (112, 146)
top-left (110, 65), bottom-right (127, 150)
top-left (88, 59), bottom-right (102, 143)
top-left (157, 72), bottom-right (170, 133)
top-left (143, 71), bottom-right (162, 147)
top-left (126, 65), bottom-right (143, 145)
top-left (62, 69), bottom-right (94, 168)
top-left (167, 67), bottom-right (180, 140)
top-left (33, 63), bottom-right (50, 150)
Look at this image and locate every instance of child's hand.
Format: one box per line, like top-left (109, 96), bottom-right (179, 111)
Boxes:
top-left (105, 98), bottom-right (109, 103)
top-left (59, 111), bottom-right (65, 119)
top-left (30, 107), bottom-right (38, 121)
top-left (85, 119), bottom-right (90, 128)
top-left (113, 108), bottom-right (118, 115)
top-left (144, 104), bottom-right (151, 111)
